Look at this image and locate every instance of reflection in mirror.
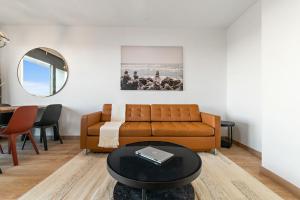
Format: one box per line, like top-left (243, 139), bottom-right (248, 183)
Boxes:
top-left (18, 48), bottom-right (68, 97)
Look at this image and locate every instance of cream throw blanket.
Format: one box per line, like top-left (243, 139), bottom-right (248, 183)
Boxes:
top-left (98, 104), bottom-right (125, 148)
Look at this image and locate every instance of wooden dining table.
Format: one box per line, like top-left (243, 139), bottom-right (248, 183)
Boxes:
top-left (0, 106), bottom-right (46, 113)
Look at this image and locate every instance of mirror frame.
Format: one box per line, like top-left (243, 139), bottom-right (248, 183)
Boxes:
top-left (17, 47), bottom-right (69, 97)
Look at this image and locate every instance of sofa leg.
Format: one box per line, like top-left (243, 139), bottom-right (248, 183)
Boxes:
top-left (211, 148), bottom-right (217, 155)
top-left (85, 149), bottom-right (89, 155)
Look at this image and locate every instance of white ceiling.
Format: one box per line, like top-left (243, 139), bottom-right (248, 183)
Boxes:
top-left (0, 0), bottom-right (257, 28)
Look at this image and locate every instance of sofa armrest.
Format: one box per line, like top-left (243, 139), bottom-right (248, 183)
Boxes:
top-left (80, 111), bottom-right (102, 149)
top-left (201, 112), bottom-right (221, 148)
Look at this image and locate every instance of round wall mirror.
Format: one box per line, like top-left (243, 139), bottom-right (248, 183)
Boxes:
top-left (18, 47), bottom-right (69, 97)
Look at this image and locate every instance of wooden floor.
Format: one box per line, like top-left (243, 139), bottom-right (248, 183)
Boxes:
top-left (0, 138), bottom-right (298, 200)
top-left (221, 145), bottom-right (299, 200)
top-left (0, 138), bottom-right (81, 200)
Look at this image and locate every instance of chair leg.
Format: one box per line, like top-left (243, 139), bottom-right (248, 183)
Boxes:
top-left (21, 135), bottom-right (28, 150)
top-left (54, 124), bottom-right (63, 144)
top-left (53, 123), bottom-right (58, 141)
top-left (41, 127), bottom-right (48, 151)
top-left (8, 140), bottom-right (11, 154)
top-left (28, 131), bottom-right (39, 154)
top-left (211, 148), bottom-right (217, 155)
top-left (21, 135), bottom-right (26, 141)
top-left (0, 144), bottom-right (3, 154)
top-left (59, 135), bottom-right (63, 144)
top-left (9, 135), bottom-right (18, 166)
top-left (40, 130), bottom-right (43, 143)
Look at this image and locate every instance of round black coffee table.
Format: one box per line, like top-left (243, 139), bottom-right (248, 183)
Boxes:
top-left (107, 141), bottom-right (202, 200)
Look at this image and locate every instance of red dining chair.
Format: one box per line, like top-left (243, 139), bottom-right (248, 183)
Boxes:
top-left (0, 106), bottom-right (39, 166)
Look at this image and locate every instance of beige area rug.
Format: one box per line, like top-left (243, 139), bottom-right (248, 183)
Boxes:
top-left (19, 151), bottom-right (282, 200)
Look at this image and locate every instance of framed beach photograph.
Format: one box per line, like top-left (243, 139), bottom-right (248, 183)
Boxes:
top-left (121, 46), bottom-right (183, 91)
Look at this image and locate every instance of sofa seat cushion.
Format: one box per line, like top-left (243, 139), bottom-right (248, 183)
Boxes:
top-left (87, 122), bottom-right (152, 137)
top-left (151, 122), bottom-right (214, 137)
top-left (120, 122), bottom-right (151, 137)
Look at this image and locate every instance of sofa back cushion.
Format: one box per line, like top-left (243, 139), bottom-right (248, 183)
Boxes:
top-left (126, 104), bottom-right (151, 122)
top-left (101, 104), bottom-right (112, 122)
top-left (101, 104), bottom-right (151, 122)
top-left (151, 104), bottom-right (201, 122)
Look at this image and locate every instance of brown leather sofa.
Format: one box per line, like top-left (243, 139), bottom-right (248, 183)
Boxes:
top-left (80, 104), bottom-right (221, 152)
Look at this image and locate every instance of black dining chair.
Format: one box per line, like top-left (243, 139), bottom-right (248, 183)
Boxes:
top-left (0, 104), bottom-right (13, 127)
top-left (22, 104), bottom-right (63, 151)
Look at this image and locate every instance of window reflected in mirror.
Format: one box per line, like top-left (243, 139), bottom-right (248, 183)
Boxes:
top-left (18, 48), bottom-right (68, 97)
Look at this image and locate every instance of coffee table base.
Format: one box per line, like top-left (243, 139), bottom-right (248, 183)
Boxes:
top-left (113, 182), bottom-right (195, 200)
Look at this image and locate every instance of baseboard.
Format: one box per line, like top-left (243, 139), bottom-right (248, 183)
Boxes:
top-left (61, 136), bottom-right (80, 140)
top-left (260, 166), bottom-right (300, 198)
top-left (232, 140), bottom-right (262, 159)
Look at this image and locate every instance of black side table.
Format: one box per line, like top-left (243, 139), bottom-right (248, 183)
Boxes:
top-left (221, 121), bottom-right (235, 148)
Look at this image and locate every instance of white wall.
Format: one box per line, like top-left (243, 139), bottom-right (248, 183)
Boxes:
top-left (227, 2), bottom-right (262, 151)
top-left (0, 26), bottom-right (227, 135)
top-left (0, 26), bottom-right (5, 103)
top-left (262, 0), bottom-right (300, 187)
